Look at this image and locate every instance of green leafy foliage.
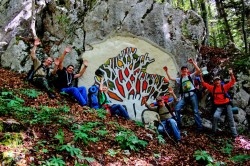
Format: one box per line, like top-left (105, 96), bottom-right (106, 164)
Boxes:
top-left (19, 89), bottom-right (41, 98)
top-left (96, 108), bottom-right (107, 119)
top-left (221, 142), bottom-right (233, 154)
top-left (115, 131), bottom-right (148, 151)
top-left (95, 129), bottom-right (108, 136)
top-left (194, 150), bottom-right (214, 164)
top-left (230, 154), bottom-right (250, 163)
top-left (72, 122), bottom-right (101, 144)
top-left (157, 134), bottom-right (166, 145)
top-left (55, 129), bottom-right (65, 144)
top-left (59, 144), bottom-right (83, 159)
top-left (105, 149), bottom-right (120, 157)
top-left (42, 156), bottom-right (66, 166)
top-left (135, 121), bottom-right (144, 127)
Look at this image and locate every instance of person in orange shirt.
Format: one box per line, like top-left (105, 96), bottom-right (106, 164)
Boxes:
top-left (200, 68), bottom-right (238, 138)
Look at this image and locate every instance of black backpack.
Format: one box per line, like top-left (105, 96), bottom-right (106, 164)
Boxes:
top-left (157, 102), bottom-right (175, 118)
top-left (25, 64), bottom-right (48, 82)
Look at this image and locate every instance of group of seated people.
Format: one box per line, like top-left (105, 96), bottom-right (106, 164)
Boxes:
top-left (28, 38), bottom-right (130, 120)
top-left (29, 38), bottom-right (238, 143)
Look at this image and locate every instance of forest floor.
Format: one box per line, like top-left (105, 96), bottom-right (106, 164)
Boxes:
top-left (0, 67), bottom-right (249, 166)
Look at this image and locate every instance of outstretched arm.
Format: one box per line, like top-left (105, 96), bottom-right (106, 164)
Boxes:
top-left (228, 68), bottom-right (235, 81)
top-left (30, 38), bottom-right (40, 61)
top-left (51, 58), bottom-right (59, 75)
top-left (199, 72), bottom-right (204, 83)
top-left (168, 87), bottom-right (177, 102)
top-left (188, 59), bottom-right (201, 75)
top-left (99, 77), bottom-right (104, 91)
top-left (58, 46), bottom-right (71, 70)
top-left (163, 66), bottom-right (176, 81)
top-left (74, 60), bottom-right (88, 79)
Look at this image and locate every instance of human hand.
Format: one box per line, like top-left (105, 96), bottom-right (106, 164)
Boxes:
top-left (163, 66), bottom-right (168, 72)
top-left (54, 58), bottom-right (60, 66)
top-left (187, 58), bottom-right (194, 64)
top-left (228, 68), bottom-right (233, 75)
top-left (34, 38), bottom-right (40, 46)
top-left (64, 46), bottom-right (71, 53)
top-left (83, 60), bottom-right (88, 67)
top-left (168, 87), bottom-right (174, 94)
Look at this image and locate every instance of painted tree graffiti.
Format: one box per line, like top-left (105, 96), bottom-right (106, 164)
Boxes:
top-left (95, 47), bottom-right (170, 120)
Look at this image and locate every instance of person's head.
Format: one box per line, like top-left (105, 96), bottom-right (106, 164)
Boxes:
top-left (102, 85), bottom-right (109, 93)
top-left (44, 57), bottom-right (53, 67)
top-left (180, 66), bottom-right (189, 75)
top-left (213, 76), bottom-right (221, 86)
top-left (66, 65), bottom-right (74, 74)
top-left (156, 96), bottom-right (164, 107)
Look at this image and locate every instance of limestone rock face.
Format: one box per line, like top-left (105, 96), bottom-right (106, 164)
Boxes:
top-left (0, 0), bottom-right (206, 121)
top-left (0, 0), bottom-right (205, 73)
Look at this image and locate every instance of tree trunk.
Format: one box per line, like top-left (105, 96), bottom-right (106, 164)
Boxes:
top-left (241, 0), bottom-right (248, 54)
top-left (200, 0), bottom-right (209, 45)
top-left (215, 0), bottom-right (234, 43)
top-left (31, 0), bottom-right (37, 38)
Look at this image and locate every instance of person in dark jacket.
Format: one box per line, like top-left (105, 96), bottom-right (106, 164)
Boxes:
top-left (55, 47), bottom-right (88, 106)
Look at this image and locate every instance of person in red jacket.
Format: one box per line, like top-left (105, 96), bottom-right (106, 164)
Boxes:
top-left (200, 68), bottom-right (238, 138)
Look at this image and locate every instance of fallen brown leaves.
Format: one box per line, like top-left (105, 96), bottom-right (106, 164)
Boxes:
top-left (0, 67), bottom-right (249, 166)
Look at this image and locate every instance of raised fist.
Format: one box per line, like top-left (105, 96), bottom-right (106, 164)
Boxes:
top-left (228, 68), bottom-right (233, 75)
top-left (64, 46), bottom-right (71, 53)
top-left (163, 66), bottom-right (168, 71)
top-left (187, 58), bottom-right (194, 64)
top-left (83, 60), bottom-right (88, 67)
top-left (34, 38), bottom-right (40, 46)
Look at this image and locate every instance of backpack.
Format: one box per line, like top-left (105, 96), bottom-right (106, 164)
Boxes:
top-left (211, 84), bottom-right (232, 105)
top-left (157, 102), bottom-right (175, 119)
top-left (25, 64), bottom-right (45, 82)
top-left (208, 84), bottom-right (238, 114)
top-left (88, 85), bottom-right (100, 109)
top-left (180, 75), bottom-right (201, 99)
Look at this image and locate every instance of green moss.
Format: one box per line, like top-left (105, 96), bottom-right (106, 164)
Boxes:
top-left (0, 133), bottom-right (23, 147)
top-left (0, 120), bottom-right (3, 132)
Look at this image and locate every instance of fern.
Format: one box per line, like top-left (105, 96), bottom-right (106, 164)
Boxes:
top-left (60, 144), bottom-right (83, 159)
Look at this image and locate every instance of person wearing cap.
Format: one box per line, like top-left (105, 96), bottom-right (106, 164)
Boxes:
top-left (98, 77), bottom-right (130, 119)
top-left (163, 59), bottom-right (203, 131)
top-left (54, 46), bottom-right (88, 106)
top-left (29, 38), bottom-right (59, 99)
top-left (200, 68), bottom-right (238, 138)
top-left (141, 88), bottom-right (181, 142)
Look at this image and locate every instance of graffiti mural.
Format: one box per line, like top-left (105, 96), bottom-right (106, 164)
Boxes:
top-left (94, 47), bottom-right (170, 120)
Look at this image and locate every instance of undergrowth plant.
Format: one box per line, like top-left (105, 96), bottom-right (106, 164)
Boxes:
top-left (194, 150), bottom-right (214, 164)
top-left (72, 122), bottom-right (101, 144)
top-left (194, 150), bottom-right (224, 165)
top-left (221, 141), bottom-right (233, 155)
top-left (42, 156), bottom-right (66, 166)
top-left (19, 89), bottom-right (41, 98)
top-left (105, 149), bottom-right (121, 157)
top-left (230, 154), bottom-right (250, 163)
top-left (59, 144), bottom-right (83, 159)
top-left (55, 129), bottom-right (65, 144)
top-left (115, 130), bottom-right (148, 151)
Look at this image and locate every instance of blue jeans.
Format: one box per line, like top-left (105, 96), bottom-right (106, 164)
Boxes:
top-left (61, 86), bottom-right (87, 106)
top-left (175, 93), bottom-right (203, 130)
top-left (213, 104), bottom-right (238, 137)
top-left (158, 118), bottom-right (181, 141)
top-left (110, 104), bottom-right (130, 119)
